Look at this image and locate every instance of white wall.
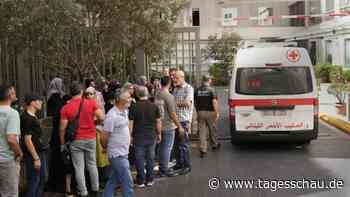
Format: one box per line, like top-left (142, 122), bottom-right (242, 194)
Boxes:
top-left (176, 0), bottom-right (308, 41)
top-left (333, 35), bottom-right (350, 66)
top-left (318, 33), bottom-right (350, 66)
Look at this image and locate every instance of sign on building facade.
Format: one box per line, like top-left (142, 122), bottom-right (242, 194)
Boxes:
top-left (222, 8), bottom-right (238, 26)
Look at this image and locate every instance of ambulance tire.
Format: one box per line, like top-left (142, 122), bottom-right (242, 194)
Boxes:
top-left (231, 140), bottom-right (238, 146)
top-left (304, 140), bottom-right (311, 145)
top-left (296, 140), bottom-right (311, 149)
top-left (300, 140), bottom-right (311, 146)
top-left (230, 137), bottom-right (241, 146)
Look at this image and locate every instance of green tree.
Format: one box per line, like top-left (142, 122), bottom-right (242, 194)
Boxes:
top-left (0, 0), bottom-right (188, 82)
top-left (205, 32), bottom-right (241, 86)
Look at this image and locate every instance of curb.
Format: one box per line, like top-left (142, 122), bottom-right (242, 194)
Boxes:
top-left (319, 113), bottom-right (350, 135)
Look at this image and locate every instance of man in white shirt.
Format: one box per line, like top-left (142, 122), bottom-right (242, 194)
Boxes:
top-left (172, 71), bottom-right (194, 175)
top-left (100, 89), bottom-right (134, 197)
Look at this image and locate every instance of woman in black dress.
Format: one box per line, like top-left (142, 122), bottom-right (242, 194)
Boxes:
top-left (46, 78), bottom-right (73, 195)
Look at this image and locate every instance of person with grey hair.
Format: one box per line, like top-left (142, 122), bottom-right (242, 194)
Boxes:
top-left (136, 76), bottom-right (148, 86)
top-left (195, 75), bottom-right (220, 158)
top-left (122, 82), bottom-right (136, 107)
top-left (100, 89), bottom-right (134, 197)
top-left (129, 86), bottom-right (161, 188)
top-left (122, 82), bottom-right (135, 96)
top-left (47, 77), bottom-right (65, 100)
top-left (172, 70), bottom-right (194, 175)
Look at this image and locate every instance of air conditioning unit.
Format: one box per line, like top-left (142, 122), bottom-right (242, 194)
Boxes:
top-left (217, 0), bottom-right (225, 5)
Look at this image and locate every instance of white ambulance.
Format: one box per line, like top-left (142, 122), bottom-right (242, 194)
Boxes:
top-left (229, 46), bottom-right (318, 144)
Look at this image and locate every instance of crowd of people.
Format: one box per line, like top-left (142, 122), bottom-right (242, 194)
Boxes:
top-left (0, 68), bottom-right (221, 197)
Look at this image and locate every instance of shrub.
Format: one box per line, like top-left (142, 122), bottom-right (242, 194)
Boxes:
top-left (326, 65), bottom-right (349, 104)
top-left (209, 63), bottom-right (229, 86)
top-left (343, 69), bottom-right (350, 83)
top-left (329, 65), bottom-right (345, 83)
top-left (327, 83), bottom-right (347, 104)
top-left (314, 64), bottom-right (333, 83)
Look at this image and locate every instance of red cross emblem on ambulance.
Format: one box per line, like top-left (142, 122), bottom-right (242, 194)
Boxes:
top-left (287, 49), bottom-right (301, 62)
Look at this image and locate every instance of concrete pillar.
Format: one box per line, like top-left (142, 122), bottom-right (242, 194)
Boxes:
top-left (305, 0), bottom-right (310, 27)
top-left (194, 27), bottom-right (201, 86)
top-left (135, 47), bottom-right (146, 77)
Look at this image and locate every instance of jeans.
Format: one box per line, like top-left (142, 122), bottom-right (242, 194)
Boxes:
top-left (25, 152), bottom-right (46, 197)
top-left (159, 130), bottom-right (175, 174)
top-left (134, 142), bottom-right (156, 184)
top-left (0, 160), bottom-right (20, 197)
top-left (103, 155), bottom-right (133, 197)
top-left (70, 139), bottom-right (99, 196)
top-left (174, 121), bottom-right (191, 169)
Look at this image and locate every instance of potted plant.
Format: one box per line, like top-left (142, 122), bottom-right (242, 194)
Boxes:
top-left (327, 65), bottom-right (347, 116)
top-left (328, 83), bottom-right (347, 116)
top-left (315, 63), bottom-right (333, 83)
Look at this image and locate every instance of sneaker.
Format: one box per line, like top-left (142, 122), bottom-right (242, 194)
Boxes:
top-left (134, 183), bottom-right (145, 188)
top-left (159, 173), bottom-right (167, 178)
top-left (167, 171), bottom-right (180, 177)
top-left (160, 169), bottom-right (179, 177)
top-left (153, 165), bottom-right (159, 171)
top-left (168, 160), bottom-right (177, 168)
top-left (212, 143), bottom-right (221, 151)
top-left (200, 151), bottom-right (207, 158)
top-left (77, 192), bottom-right (88, 197)
top-left (171, 165), bottom-right (183, 171)
top-left (64, 192), bottom-right (74, 197)
top-left (146, 181), bottom-right (154, 187)
top-left (180, 167), bottom-right (191, 175)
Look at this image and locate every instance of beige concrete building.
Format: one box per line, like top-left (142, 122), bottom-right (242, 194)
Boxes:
top-left (175, 0), bottom-right (308, 40)
top-left (168, 0), bottom-right (313, 75)
top-left (165, 0), bottom-right (350, 76)
top-left (284, 0), bottom-right (350, 66)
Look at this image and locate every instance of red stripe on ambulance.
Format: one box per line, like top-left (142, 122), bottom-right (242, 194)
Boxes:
top-left (229, 98), bottom-right (318, 107)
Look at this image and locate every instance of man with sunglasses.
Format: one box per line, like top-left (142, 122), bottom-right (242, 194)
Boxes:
top-left (86, 79), bottom-right (105, 114)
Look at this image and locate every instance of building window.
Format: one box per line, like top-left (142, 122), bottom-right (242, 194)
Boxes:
top-left (309, 0), bottom-right (322, 25)
top-left (310, 41), bottom-right (317, 65)
top-left (258, 7), bottom-right (273, 26)
top-left (325, 40), bottom-right (333, 64)
top-left (289, 1), bottom-right (305, 27)
top-left (346, 40), bottom-right (350, 67)
top-left (192, 8), bottom-right (200, 26)
top-left (222, 8), bottom-right (238, 26)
